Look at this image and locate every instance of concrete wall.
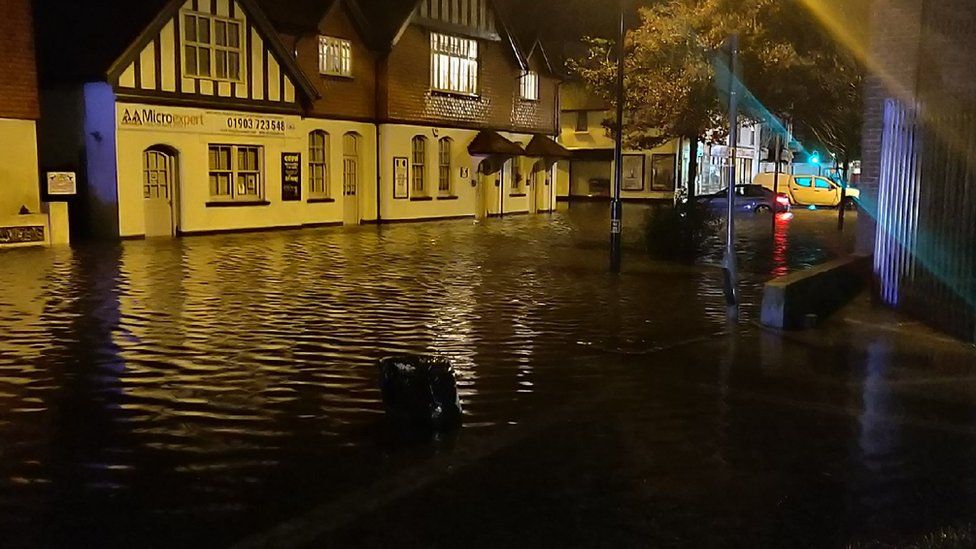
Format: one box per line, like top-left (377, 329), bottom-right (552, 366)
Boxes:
top-left (377, 123), bottom-right (539, 220)
top-left (0, 118), bottom-right (40, 217)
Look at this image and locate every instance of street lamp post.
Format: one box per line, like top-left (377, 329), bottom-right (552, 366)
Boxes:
top-left (609, 0), bottom-right (626, 274)
top-left (723, 34), bottom-right (740, 318)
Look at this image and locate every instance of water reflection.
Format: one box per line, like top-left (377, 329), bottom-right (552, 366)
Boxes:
top-left (0, 204), bottom-right (855, 546)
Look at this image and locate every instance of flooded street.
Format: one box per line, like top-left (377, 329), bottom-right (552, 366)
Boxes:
top-left (6, 204), bottom-right (974, 547)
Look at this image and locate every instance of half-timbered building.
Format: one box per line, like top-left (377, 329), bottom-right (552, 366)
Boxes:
top-left (34, 0), bottom-right (565, 237)
top-left (360, 0), bottom-right (565, 221)
top-left (37, 0), bottom-right (321, 238)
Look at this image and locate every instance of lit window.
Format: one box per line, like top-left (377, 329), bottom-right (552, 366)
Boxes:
top-left (431, 32), bottom-right (478, 95)
top-left (519, 71), bottom-right (539, 101)
top-left (319, 36), bottom-right (352, 77)
top-left (438, 138), bottom-right (452, 194)
top-left (183, 12), bottom-right (242, 81)
top-left (308, 131), bottom-right (329, 197)
top-left (412, 136), bottom-right (427, 194)
top-left (209, 144), bottom-right (263, 201)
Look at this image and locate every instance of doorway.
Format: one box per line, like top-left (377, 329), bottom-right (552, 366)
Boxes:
top-left (143, 146), bottom-right (179, 237)
top-left (342, 133), bottom-right (360, 225)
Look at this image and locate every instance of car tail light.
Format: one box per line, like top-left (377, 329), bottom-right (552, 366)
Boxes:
top-left (776, 194), bottom-right (790, 206)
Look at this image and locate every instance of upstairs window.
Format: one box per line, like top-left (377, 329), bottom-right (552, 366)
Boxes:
top-left (575, 111), bottom-right (588, 132)
top-left (519, 71), bottom-right (539, 101)
top-left (319, 36), bottom-right (352, 77)
top-left (431, 33), bottom-right (478, 95)
top-left (183, 12), bottom-right (242, 81)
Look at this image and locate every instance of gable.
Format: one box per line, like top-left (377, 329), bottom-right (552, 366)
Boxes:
top-left (414, 0), bottom-right (500, 41)
top-left (109, 0), bottom-right (316, 110)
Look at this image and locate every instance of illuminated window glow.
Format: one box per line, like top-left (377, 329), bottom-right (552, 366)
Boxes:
top-left (319, 36), bottom-right (352, 77)
top-left (431, 33), bottom-right (479, 95)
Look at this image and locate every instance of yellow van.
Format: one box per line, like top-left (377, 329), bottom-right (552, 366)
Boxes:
top-left (753, 172), bottom-right (859, 208)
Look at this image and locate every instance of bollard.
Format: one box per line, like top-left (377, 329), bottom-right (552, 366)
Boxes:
top-left (378, 356), bottom-right (462, 430)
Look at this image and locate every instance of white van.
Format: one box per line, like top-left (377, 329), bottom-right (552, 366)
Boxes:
top-left (753, 172), bottom-right (859, 208)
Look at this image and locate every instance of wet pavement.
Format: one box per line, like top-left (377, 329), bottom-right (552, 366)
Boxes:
top-left (2, 204), bottom-right (972, 547)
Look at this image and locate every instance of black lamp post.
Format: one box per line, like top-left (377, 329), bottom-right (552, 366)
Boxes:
top-left (609, 0), bottom-right (626, 274)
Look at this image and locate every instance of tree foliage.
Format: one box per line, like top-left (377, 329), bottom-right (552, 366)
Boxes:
top-left (569, 0), bottom-right (864, 161)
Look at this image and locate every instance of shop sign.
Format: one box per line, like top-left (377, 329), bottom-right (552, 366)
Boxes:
top-left (118, 105), bottom-right (294, 137)
top-left (393, 157), bottom-right (409, 199)
top-left (46, 172), bottom-right (77, 196)
top-left (281, 153), bottom-right (302, 201)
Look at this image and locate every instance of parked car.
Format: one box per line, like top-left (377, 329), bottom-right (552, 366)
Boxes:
top-left (693, 185), bottom-right (791, 214)
top-left (753, 172), bottom-right (860, 208)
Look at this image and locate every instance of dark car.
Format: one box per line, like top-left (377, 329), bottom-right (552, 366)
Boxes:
top-left (693, 184), bottom-right (791, 214)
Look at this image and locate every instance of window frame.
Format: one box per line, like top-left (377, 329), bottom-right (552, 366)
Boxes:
top-left (208, 144), bottom-right (264, 202)
top-left (438, 137), bottom-right (453, 195)
top-left (519, 71), bottom-right (539, 101)
top-left (412, 136), bottom-right (428, 195)
top-left (181, 10), bottom-right (245, 83)
top-left (308, 131), bottom-right (330, 198)
top-left (430, 32), bottom-right (479, 96)
top-left (575, 111), bottom-right (588, 133)
top-left (318, 35), bottom-right (353, 78)
top-left (343, 133), bottom-right (360, 197)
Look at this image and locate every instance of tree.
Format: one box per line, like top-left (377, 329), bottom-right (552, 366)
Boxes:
top-left (569, 0), bottom-right (864, 196)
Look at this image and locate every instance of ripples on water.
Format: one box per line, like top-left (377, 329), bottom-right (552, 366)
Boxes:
top-left (0, 203), bottom-right (854, 545)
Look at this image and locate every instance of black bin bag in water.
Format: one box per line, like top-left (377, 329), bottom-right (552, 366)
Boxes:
top-left (378, 356), bottom-right (462, 430)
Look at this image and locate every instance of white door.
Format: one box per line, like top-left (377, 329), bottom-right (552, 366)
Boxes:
top-left (342, 134), bottom-right (360, 225)
top-left (143, 148), bottom-right (176, 237)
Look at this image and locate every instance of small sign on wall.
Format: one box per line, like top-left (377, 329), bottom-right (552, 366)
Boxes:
top-left (393, 157), bottom-right (409, 199)
top-left (281, 153), bottom-right (302, 201)
top-left (46, 172), bottom-right (77, 196)
top-left (459, 167), bottom-right (470, 179)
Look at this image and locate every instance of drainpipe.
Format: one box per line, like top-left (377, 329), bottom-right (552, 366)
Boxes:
top-left (374, 56), bottom-right (383, 224)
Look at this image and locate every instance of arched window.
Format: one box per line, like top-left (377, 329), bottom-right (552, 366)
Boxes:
top-left (438, 137), bottom-right (453, 194)
top-left (412, 136), bottom-right (427, 194)
top-left (309, 130), bottom-right (329, 197)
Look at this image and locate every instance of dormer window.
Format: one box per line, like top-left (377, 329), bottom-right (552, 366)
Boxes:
top-left (519, 71), bottom-right (539, 101)
top-left (319, 36), bottom-right (352, 77)
top-left (431, 32), bottom-right (479, 96)
top-left (182, 12), bottom-right (242, 81)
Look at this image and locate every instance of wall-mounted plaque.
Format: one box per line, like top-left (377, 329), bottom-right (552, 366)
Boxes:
top-left (47, 172), bottom-right (77, 196)
top-left (281, 153), bottom-right (302, 201)
top-left (393, 157), bottom-right (409, 199)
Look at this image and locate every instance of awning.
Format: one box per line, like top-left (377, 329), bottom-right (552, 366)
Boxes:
top-left (525, 134), bottom-right (572, 159)
top-left (467, 130), bottom-right (525, 156)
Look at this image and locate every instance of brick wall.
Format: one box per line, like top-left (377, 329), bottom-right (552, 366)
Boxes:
top-left (857, 0), bottom-right (924, 253)
top-left (292, 3), bottom-right (377, 121)
top-left (0, 0), bottom-right (40, 120)
top-left (381, 24), bottom-right (557, 134)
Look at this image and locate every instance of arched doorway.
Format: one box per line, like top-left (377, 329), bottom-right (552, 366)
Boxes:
top-left (342, 133), bottom-right (361, 225)
top-left (143, 146), bottom-right (179, 237)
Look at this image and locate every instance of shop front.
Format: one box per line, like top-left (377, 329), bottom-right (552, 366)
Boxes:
top-left (115, 102), bottom-right (335, 237)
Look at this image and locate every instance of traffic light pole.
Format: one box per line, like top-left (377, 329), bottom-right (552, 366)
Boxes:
top-left (609, 1), bottom-right (626, 274)
top-left (771, 133), bottom-right (781, 234)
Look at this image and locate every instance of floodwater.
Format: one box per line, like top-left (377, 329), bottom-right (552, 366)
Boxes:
top-left (9, 203), bottom-right (959, 548)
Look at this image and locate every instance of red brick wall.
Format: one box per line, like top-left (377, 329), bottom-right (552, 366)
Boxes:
top-left (381, 24), bottom-right (557, 134)
top-left (0, 0), bottom-right (40, 120)
top-left (292, 3), bottom-right (377, 120)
